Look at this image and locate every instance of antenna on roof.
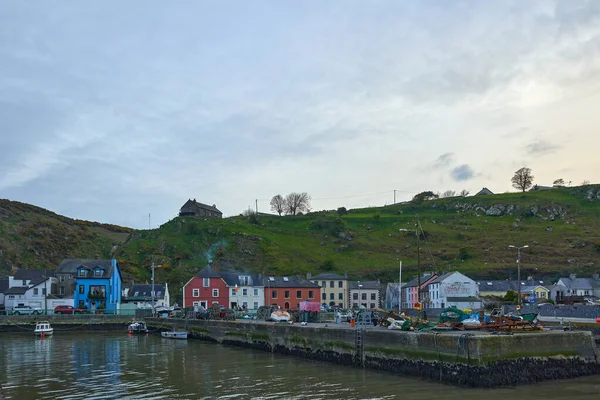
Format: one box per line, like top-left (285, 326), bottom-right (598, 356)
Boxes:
top-left (149, 213), bottom-right (151, 230)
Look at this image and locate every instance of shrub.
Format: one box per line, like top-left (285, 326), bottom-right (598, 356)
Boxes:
top-left (310, 215), bottom-right (345, 235)
top-left (458, 247), bottom-right (470, 260)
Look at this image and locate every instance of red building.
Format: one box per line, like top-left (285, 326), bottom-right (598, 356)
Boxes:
top-left (183, 264), bottom-right (228, 309)
top-left (264, 276), bottom-right (321, 310)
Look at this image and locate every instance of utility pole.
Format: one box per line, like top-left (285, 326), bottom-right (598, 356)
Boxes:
top-left (509, 245), bottom-right (529, 310)
top-left (394, 190), bottom-right (396, 204)
top-left (416, 217), bottom-right (421, 306)
top-left (149, 213), bottom-right (151, 230)
top-left (398, 260), bottom-right (402, 310)
top-left (255, 199), bottom-right (258, 214)
top-left (44, 269), bottom-right (48, 315)
top-left (151, 263), bottom-right (163, 314)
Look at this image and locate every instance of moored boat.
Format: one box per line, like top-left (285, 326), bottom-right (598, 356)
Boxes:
top-left (34, 321), bottom-right (54, 336)
top-left (128, 321), bottom-right (148, 334)
top-left (161, 330), bottom-right (188, 339)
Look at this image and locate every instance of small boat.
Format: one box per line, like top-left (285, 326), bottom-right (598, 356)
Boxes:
top-left (161, 330), bottom-right (188, 339)
top-left (270, 310), bottom-right (291, 322)
top-left (34, 321), bottom-right (54, 336)
top-left (128, 321), bottom-right (148, 334)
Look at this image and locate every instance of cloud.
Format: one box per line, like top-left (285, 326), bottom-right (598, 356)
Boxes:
top-left (433, 153), bottom-right (455, 169)
top-left (451, 165), bottom-right (475, 181)
top-left (526, 140), bottom-right (559, 155)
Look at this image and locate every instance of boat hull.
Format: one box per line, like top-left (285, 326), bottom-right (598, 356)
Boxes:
top-left (34, 329), bottom-right (54, 336)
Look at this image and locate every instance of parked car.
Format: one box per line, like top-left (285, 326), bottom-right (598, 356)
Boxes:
top-left (54, 305), bottom-right (89, 315)
top-left (11, 305), bottom-right (43, 315)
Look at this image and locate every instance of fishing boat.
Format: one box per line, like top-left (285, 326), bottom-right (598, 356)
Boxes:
top-left (161, 330), bottom-right (188, 339)
top-left (128, 320), bottom-right (148, 334)
top-left (34, 321), bottom-right (54, 336)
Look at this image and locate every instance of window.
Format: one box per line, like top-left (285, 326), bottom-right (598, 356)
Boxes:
top-left (242, 301), bottom-right (248, 308)
top-left (329, 281), bottom-right (334, 288)
top-left (353, 293), bottom-right (358, 300)
top-left (8, 295), bottom-right (14, 299)
top-left (329, 293), bottom-right (334, 300)
top-left (200, 301), bottom-right (207, 308)
top-left (242, 288), bottom-right (248, 296)
top-left (269, 277), bottom-right (275, 282)
top-left (134, 291), bottom-right (139, 296)
top-left (78, 269), bottom-right (87, 277)
top-left (308, 290), bottom-right (314, 299)
top-left (89, 285), bottom-right (106, 298)
top-left (68, 274), bottom-right (72, 280)
top-left (212, 301), bottom-right (218, 305)
top-left (284, 290), bottom-right (290, 299)
top-left (203, 278), bottom-right (210, 287)
top-left (321, 281), bottom-right (326, 287)
top-left (42, 288), bottom-right (46, 295)
top-left (79, 285), bottom-right (84, 294)
top-left (353, 302), bottom-right (358, 308)
top-left (322, 293), bottom-right (326, 300)
top-left (239, 276), bottom-right (250, 285)
top-left (361, 293), bottom-right (366, 300)
top-left (284, 302), bottom-right (290, 309)
top-left (338, 281), bottom-right (343, 288)
top-left (371, 293), bottom-right (376, 300)
top-left (253, 302), bottom-right (259, 309)
top-left (34, 288), bottom-right (39, 295)
top-left (370, 303), bottom-right (375, 309)
top-left (157, 291), bottom-right (162, 297)
top-left (283, 277), bottom-right (289, 282)
top-left (59, 275), bottom-right (65, 283)
top-left (22, 280), bottom-right (26, 286)
top-left (212, 289), bottom-right (219, 297)
top-left (338, 293), bottom-right (343, 300)
top-left (193, 301), bottom-right (199, 306)
top-left (193, 289), bottom-right (199, 297)
top-left (59, 287), bottom-right (65, 295)
top-left (94, 269), bottom-right (102, 277)
top-left (253, 288), bottom-right (258, 296)
top-left (272, 290), bottom-right (277, 299)
top-left (296, 290), bottom-right (302, 299)
top-left (231, 288), bottom-right (237, 296)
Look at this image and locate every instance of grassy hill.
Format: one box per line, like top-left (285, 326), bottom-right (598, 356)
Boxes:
top-left (2, 185), bottom-right (600, 300)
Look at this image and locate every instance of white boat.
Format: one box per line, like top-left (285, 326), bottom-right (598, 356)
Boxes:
top-left (128, 321), bottom-right (148, 334)
top-left (161, 330), bottom-right (188, 339)
top-left (34, 321), bottom-right (54, 336)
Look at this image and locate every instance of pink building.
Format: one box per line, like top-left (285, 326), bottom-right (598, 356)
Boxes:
top-left (402, 273), bottom-right (438, 309)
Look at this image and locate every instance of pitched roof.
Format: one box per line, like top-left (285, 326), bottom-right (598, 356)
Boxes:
top-left (127, 284), bottom-right (167, 299)
top-left (263, 276), bottom-right (320, 288)
top-left (311, 273), bottom-right (348, 280)
top-left (219, 272), bottom-right (261, 287)
top-left (475, 187), bottom-right (494, 196)
top-left (558, 277), bottom-right (594, 290)
top-left (476, 280), bottom-right (516, 292)
top-left (0, 277), bottom-right (9, 293)
top-left (430, 272), bottom-right (457, 284)
top-left (349, 280), bottom-right (380, 290)
top-left (57, 259), bottom-right (114, 275)
top-left (402, 274), bottom-right (438, 288)
top-left (181, 199), bottom-right (222, 214)
top-left (195, 264), bottom-right (221, 279)
top-left (13, 269), bottom-right (48, 284)
top-left (6, 286), bottom-right (28, 295)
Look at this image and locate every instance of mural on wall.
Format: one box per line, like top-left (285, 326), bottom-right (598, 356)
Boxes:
top-left (443, 282), bottom-right (475, 296)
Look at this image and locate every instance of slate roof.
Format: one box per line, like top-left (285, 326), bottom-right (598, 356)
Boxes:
top-left (349, 280), bottom-right (380, 290)
top-left (430, 272), bottom-right (457, 284)
top-left (476, 280), bottom-right (516, 292)
top-left (13, 269), bottom-right (49, 285)
top-left (475, 187), bottom-right (494, 196)
top-left (219, 272), bottom-right (262, 287)
top-left (195, 264), bottom-right (221, 279)
top-left (5, 286), bottom-right (28, 295)
top-left (263, 276), bottom-right (320, 288)
top-left (0, 277), bottom-right (8, 294)
top-left (180, 199), bottom-right (222, 214)
top-left (558, 277), bottom-right (594, 290)
top-left (311, 273), bottom-right (348, 280)
top-left (57, 259), bottom-right (115, 277)
top-left (126, 284), bottom-right (166, 300)
top-left (402, 274), bottom-right (438, 288)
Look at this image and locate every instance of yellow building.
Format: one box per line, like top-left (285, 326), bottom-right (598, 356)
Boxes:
top-left (522, 285), bottom-right (550, 303)
top-left (310, 273), bottom-right (349, 308)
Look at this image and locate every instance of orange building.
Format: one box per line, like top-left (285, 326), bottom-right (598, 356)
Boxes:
top-left (263, 276), bottom-right (321, 310)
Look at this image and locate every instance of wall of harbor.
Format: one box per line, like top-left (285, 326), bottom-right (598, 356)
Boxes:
top-left (149, 318), bottom-right (600, 387)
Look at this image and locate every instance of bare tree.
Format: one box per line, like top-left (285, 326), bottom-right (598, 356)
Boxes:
top-left (441, 190), bottom-right (457, 198)
top-left (269, 194), bottom-right (286, 216)
top-left (581, 180), bottom-right (591, 185)
top-left (285, 192), bottom-right (311, 216)
top-left (553, 178), bottom-right (565, 187)
top-left (459, 189), bottom-right (470, 197)
top-left (511, 167), bottom-right (534, 192)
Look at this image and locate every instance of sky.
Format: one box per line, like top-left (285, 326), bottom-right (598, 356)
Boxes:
top-left (1, 1), bottom-right (600, 229)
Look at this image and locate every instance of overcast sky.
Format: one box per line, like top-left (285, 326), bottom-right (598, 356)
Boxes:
top-left (1, 1), bottom-right (599, 229)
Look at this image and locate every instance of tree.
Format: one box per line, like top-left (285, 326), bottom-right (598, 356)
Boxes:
top-left (459, 189), bottom-right (470, 197)
top-left (504, 290), bottom-right (517, 303)
top-left (269, 194), bottom-right (286, 216)
top-left (411, 191), bottom-right (438, 203)
top-left (582, 180), bottom-right (591, 185)
top-left (337, 207), bottom-right (347, 216)
top-left (511, 167), bottom-right (534, 192)
top-left (285, 192), bottom-right (311, 216)
top-left (441, 190), bottom-right (457, 198)
top-left (553, 178), bottom-right (565, 187)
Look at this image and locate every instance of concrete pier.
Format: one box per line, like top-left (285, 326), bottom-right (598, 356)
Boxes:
top-left (149, 318), bottom-right (600, 387)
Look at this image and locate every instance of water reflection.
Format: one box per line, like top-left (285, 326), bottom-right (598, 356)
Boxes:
top-left (0, 332), bottom-right (599, 400)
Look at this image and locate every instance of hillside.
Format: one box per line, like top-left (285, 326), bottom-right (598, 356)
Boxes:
top-left (2, 186), bottom-right (600, 299)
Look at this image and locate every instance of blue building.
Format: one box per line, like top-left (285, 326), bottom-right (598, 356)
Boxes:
top-left (71, 259), bottom-right (122, 313)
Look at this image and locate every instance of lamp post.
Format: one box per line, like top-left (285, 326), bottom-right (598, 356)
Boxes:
top-left (508, 245), bottom-right (529, 309)
top-left (358, 282), bottom-right (363, 309)
top-left (151, 263), bottom-right (163, 314)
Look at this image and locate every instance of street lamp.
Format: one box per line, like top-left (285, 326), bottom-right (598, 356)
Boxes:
top-left (151, 263), bottom-right (163, 314)
top-left (508, 245), bottom-right (529, 309)
top-left (358, 282), bottom-right (363, 309)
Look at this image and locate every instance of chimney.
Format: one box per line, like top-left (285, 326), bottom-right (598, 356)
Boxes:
top-left (306, 272), bottom-right (312, 279)
top-left (569, 273), bottom-right (576, 280)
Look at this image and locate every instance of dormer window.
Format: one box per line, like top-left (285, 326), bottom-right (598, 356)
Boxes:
top-left (94, 269), bottom-right (103, 277)
top-left (78, 269), bottom-right (87, 277)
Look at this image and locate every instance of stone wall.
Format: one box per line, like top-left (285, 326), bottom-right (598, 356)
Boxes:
top-left (150, 319), bottom-right (600, 387)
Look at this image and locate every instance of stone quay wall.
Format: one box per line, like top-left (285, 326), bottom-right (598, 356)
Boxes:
top-left (149, 318), bottom-right (600, 387)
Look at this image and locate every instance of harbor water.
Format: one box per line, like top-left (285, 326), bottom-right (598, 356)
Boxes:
top-left (0, 332), bottom-right (599, 400)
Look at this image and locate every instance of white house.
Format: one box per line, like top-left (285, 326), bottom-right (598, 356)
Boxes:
top-left (220, 272), bottom-right (264, 310)
top-left (428, 271), bottom-right (481, 309)
top-left (4, 277), bottom-right (60, 311)
top-left (122, 283), bottom-right (170, 308)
